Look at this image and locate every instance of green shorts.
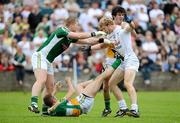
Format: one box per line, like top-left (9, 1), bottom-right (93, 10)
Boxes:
top-left (111, 59), bottom-right (121, 69)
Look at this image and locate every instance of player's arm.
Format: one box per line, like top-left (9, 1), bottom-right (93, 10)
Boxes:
top-left (123, 15), bottom-right (137, 36)
top-left (48, 101), bottom-right (60, 113)
top-left (67, 31), bottom-right (106, 39)
top-left (80, 38), bottom-right (114, 53)
top-left (76, 37), bottom-right (100, 45)
top-left (77, 38), bottom-right (113, 46)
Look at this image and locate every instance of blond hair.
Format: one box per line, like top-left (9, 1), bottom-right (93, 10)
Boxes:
top-left (65, 17), bottom-right (77, 27)
top-left (98, 17), bottom-right (114, 31)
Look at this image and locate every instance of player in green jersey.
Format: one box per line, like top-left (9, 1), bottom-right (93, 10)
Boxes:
top-left (28, 17), bottom-right (107, 113)
top-left (43, 58), bottom-right (122, 117)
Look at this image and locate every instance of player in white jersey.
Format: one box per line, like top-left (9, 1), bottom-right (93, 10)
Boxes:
top-left (83, 6), bottom-right (138, 117)
top-left (28, 17), bottom-right (107, 113)
top-left (99, 12), bottom-right (140, 118)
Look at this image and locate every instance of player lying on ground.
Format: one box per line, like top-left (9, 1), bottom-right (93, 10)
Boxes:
top-left (43, 58), bottom-right (122, 116)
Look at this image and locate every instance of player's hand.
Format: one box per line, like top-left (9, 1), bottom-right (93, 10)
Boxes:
top-left (124, 14), bottom-right (132, 23)
top-left (55, 81), bottom-right (63, 92)
top-left (98, 38), bottom-right (113, 45)
top-left (80, 46), bottom-right (91, 56)
top-left (65, 76), bottom-right (71, 83)
top-left (80, 46), bottom-right (91, 52)
top-left (91, 31), bottom-right (106, 37)
top-left (48, 108), bottom-right (53, 113)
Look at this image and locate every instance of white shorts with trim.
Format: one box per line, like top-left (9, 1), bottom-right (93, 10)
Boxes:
top-left (76, 93), bottom-right (94, 114)
top-left (31, 52), bottom-right (54, 75)
top-left (118, 55), bottom-right (139, 72)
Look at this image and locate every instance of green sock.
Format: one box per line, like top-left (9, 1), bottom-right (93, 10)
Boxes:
top-left (105, 98), bottom-right (111, 110)
top-left (31, 96), bottom-right (38, 106)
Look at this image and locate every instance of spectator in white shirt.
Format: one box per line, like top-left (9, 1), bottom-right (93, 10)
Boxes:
top-left (87, 2), bottom-right (103, 28)
top-left (142, 31), bottom-right (158, 62)
top-left (149, 1), bottom-right (164, 20)
top-left (137, 7), bottom-right (149, 30)
top-left (64, 0), bottom-right (81, 18)
top-left (78, 6), bottom-right (95, 32)
top-left (33, 30), bottom-right (47, 50)
top-left (53, 3), bottom-right (69, 24)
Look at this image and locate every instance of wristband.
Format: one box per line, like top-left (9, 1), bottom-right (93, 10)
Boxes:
top-left (98, 38), bottom-right (104, 43)
top-left (91, 32), bottom-right (96, 37)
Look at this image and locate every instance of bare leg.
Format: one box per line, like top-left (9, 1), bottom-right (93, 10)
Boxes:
top-left (124, 69), bottom-right (137, 107)
top-left (28, 69), bottom-right (48, 113)
top-left (76, 80), bottom-right (93, 95)
top-left (83, 67), bottom-right (114, 97)
top-left (32, 69), bottom-right (47, 97)
top-left (103, 77), bottom-right (110, 101)
top-left (109, 68), bottom-right (125, 101)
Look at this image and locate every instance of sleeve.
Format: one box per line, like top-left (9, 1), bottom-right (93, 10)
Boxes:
top-left (56, 27), bottom-right (70, 38)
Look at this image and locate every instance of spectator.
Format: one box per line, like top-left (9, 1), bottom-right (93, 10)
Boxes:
top-left (35, 15), bottom-right (50, 35)
top-left (17, 36), bottom-right (31, 57)
top-left (142, 31), bottom-right (159, 62)
top-left (78, 5), bottom-right (95, 32)
top-left (33, 30), bottom-right (47, 50)
top-left (53, 2), bottom-right (69, 26)
top-left (162, 25), bottom-right (177, 48)
top-left (173, 17), bottom-right (180, 36)
top-left (11, 16), bottom-right (23, 41)
top-left (149, 1), bottom-right (164, 20)
top-left (21, 5), bottom-right (30, 19)
top-left (64, 0), bottom-right (81, 18)
top-left (28, 5), bottom-right (43, 33)
top-left (13, 46), bottom-right (26, 85)
top-left (40, 0), bottom-right (54, 17)
top-left (137, 7), bottom-right (149, 30)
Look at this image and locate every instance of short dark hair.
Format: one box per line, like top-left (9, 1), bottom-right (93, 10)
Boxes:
top-left (43, 94), bottom-right (55, 107)
top-left (112, 6), bottom-right (126, 17)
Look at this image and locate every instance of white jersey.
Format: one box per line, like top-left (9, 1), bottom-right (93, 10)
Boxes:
top-left (107, 25), bottom-right (139, 71)
top-left (106, 25), bottom-right (135, 59)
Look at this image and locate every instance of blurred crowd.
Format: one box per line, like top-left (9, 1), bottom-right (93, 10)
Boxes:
top-left (0, 0), bottom-right (179, 85)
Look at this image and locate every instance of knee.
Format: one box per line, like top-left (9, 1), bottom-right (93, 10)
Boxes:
top-left (36, 78), bottom-right (47, 84)
top-left (124, 82), bottom-right (133, 89)
top-left (77, 83), bottom-right (83, 89)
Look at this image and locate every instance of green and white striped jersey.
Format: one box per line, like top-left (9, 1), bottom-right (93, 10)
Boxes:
top-left (37, 27), bottom-right (78, 63)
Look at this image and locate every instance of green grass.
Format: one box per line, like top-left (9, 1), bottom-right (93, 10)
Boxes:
top-left (0, 91), bottom-right (180, 123)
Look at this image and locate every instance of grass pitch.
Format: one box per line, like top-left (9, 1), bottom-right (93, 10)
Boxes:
top-left (0, 91), bottom-right (180, 123)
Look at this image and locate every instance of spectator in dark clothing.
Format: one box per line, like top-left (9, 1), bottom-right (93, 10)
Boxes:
top-left (28, 5), bottom-right (43, 33)
top-left (13, 47), bottom-right (26, 85)
top-left (140, 53), bottom-right (161, 85)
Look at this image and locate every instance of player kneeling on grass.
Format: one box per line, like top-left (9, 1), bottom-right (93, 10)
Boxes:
top-left (43, 59), bottom-right (122, 117)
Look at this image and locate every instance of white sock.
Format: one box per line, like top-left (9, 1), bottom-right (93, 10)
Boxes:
top-left (131, 104), bottom-right (138, 112)
top-left (118, 99), bottom-right (128, 110)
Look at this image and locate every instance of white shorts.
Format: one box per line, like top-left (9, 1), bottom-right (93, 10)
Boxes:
top-left (31, 52), bottom-right (54, 75)
top-left (76, 93), bottom-right (94, 114)
top-left (118, 55), bottom-right (139, 72)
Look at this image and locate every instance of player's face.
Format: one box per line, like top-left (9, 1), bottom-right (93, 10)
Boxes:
top-left (114, 12), bottom-right (125, 25)
top-left (100, 25), bottom-right (113, 34)
top-left (69, 22), bottom-right (79, 32)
